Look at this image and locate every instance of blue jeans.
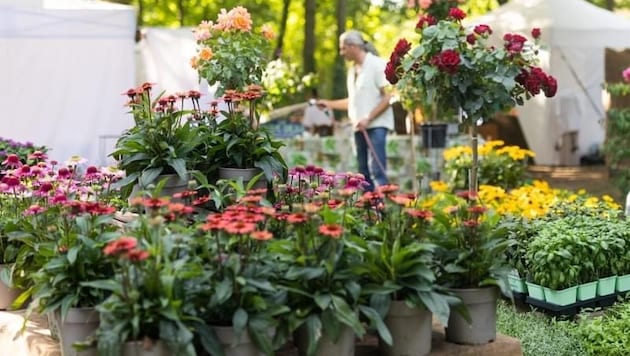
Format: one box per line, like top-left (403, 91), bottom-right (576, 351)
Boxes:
top-left (354, 128), bottom-right (389, 191)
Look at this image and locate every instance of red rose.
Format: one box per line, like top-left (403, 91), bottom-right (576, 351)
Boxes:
top-left (416, 14), bottom-right (437, 29)
top-left (474, 24), bottom-right (492, 36)
top-left (543, 75), bottom-right (558, 97)
top-left (385, 61), bottom-right (399, 85)
top-left (448, 7), bottom-right (466, 21)
top-left (531, 28), bottom-right (541, 39)
top-left (504, 33), bottom-right (527, 53)
top-left (466, 33), bottom-right (476, 45)
top-left (434, 49), bottom-right (461, 74)
top-left (393, 38), bottom-right (411, 57)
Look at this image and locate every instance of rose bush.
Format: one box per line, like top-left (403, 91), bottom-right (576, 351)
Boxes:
top-left (191, 6), bottom-right (274, 95)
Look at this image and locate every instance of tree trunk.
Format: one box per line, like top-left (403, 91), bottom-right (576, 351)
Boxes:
top-left (303, 0), bottom-right (317, 74)
top-left (332, 0), bottom-right (348, 100)
top-left (274, 0), bottom-right (292, 59)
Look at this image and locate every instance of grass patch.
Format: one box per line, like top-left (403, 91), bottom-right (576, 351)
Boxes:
top-left (496, 300), bottom-right (585, 356)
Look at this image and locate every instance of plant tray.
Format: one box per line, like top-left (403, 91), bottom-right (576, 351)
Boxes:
top-left (524, 292), bottom-right (624, 317)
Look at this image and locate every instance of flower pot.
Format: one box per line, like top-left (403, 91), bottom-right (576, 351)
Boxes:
top-left (419, 123), bottom-right (448, 149)
top-left (130, 173), bottom-right (190, 203)
top-left (294, 323), bottom-right (355, 356)
top-left (0, 264), bottom-right (21, 310)
top-left (218, 167), bottom-right (267, 190)
top-left (212, 325), bottom-right (269, 356)
top-left (525, 282), bottom-right (545, 301)
top-left (507, 274), bottom-right (528, 294)
top-left (577, 281), bottom-right (598, 301)
top-left (58, 307), bottom-right (100, 356)
top-left (378, 300), bottom-right (432, 356)
top-left (543, 286), bottom-right (577, 306)
top-left (616, 274), bottom-right (630, 292)
top-left (122, 339), bottom-right (169, 356)
top-left (445, 286), bottom-right (499, 345)
top-left (597, 275), bottom-right (618, 296)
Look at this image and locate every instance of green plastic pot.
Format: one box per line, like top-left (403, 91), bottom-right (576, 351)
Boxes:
top-left (597, 276), bottom-right (618, 296)
top-left (525, 282), bottom-right (545, 301)
top-left (544, 286), bottom-right (577, 306)
top-left (577, 281), bottom-right (598, 301)
top-left (616, 274), bottom-right (630, 293)
top-left (508, 274), bottom-right (528, 294)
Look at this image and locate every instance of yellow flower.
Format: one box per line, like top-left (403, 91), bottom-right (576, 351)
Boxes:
top-left (430, 180), bottom-right (449, 193)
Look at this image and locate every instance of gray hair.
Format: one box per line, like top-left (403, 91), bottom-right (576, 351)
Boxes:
top-left (340, 30), bottom-right (379, 56)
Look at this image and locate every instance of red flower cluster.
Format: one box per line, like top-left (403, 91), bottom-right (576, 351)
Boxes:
top-left (385, 39), bottom-right (412, 85)
top-left (103, 236), bottom-right (150, 262)
top-left (516, 66), bottom-right (558, 98)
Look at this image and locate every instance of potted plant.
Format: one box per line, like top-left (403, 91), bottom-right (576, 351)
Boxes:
top-left (427, 190), bottom-right (513, 345)
top-left (259, 168), bottom-right (382, 356)
top-left (26, 202), bottom-right (120, 355)
top-left (350, 184), bottom-right (457, 356)
top-left (385, 6), bottom-right (557, 193)
top-left (190, 7), bottom-right (287, 187)
top-left (204, 88), bottom-right (288, 187)
top-left (85, 198), bottom-right (200, 356)
top-left (110, 83), bottom-right (206, 199)
top-left (187, 194), bottom-right (290, 356)
top-left (191, 6), bottom-right (275, 96)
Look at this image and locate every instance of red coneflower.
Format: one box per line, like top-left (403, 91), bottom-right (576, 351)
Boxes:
top-left (103, 236), bottom-right (138, 256)
top-left (287, 213), bottom-right (309, 224)
top-left (250, 230), bottom-right (273, 241)
top-left (224, 221), bottom-right (256, 235)
top-left (319, 224), bottom-right (343, 239)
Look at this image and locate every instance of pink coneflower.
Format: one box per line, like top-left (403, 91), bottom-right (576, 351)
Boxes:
top-left (463, 219), bottom-right (480, 228)
top-left (405, 208), bottom-right (433, 220)
top-left (224, 221), bottom-right (256, 235)
top-left (2, 154), bottom-right (22, 168)
top-left (23, 204), bottom-right (46, 216)
top-left (251, 230), bottom-right (273, 241)
top-left (319, 224), bottom-right (343, 239)
top-left (104, 236), bottom-right (138, 256)
top-left (125, 248), bottom-right (150, 262)
top-left (376, 184), bottom-right (399, 194)
top-left (467, 205), bottom-right (488, 214)
top-left (287, 213), bottom-right (309, 224)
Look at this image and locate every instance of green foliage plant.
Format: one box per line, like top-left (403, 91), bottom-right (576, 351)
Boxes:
top-left (574, 298), bottom-right (630, 356)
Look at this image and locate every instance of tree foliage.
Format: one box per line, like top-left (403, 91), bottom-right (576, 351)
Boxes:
top-left (108, 0), bottom-right (630, 102)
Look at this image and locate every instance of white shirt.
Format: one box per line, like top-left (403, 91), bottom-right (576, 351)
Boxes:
top-left (346, 52), bottom-right (394, 132)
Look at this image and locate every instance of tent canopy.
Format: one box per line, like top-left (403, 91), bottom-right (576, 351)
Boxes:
top-left (0, 0), bottom-right (136, 166)
top-left (473, 0), bottom-right (630, 165)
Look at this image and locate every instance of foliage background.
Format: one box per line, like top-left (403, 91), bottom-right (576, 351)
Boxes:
top-left (106, 0), bottom-right (630, 102)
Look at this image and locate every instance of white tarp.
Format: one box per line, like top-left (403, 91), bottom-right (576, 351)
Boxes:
top-left (0, 0), bottom-right (136, 166)
top-left (474, 0), bottom-right (630, 165)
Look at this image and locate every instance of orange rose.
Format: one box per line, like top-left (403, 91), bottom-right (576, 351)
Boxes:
top-left (261, 24), bottom-right (275, 40)
top-left (199, 47), bottom-right (213, 61)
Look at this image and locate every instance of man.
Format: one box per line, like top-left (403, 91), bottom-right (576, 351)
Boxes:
top-left (318, 30), bottom-right (394, 191)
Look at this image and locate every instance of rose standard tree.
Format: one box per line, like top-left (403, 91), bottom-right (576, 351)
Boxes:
top-left (386, 7), bottom-right (557, 192)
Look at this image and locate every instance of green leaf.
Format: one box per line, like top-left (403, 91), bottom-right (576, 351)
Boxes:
top-left (330, 295), bottom-right (365, 337)
top-left (66, 246), bottom-right (79, 265)
top-left (359, 305), bottom-right (391, 346)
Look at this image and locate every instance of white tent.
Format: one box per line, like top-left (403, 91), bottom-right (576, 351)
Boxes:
top-left (474, 0), bottom-right (630, 165)
top-left (0, 0), bottom-right (136, 166)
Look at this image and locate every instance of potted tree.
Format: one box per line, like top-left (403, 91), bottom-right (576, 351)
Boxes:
top-left (385, 4), bottom-right (557, 346)
top-left (191, 7), bottom-right (287, 187)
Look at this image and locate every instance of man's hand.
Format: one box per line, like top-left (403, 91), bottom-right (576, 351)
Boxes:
top-left (356, 118), bottom-right (370, 131)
